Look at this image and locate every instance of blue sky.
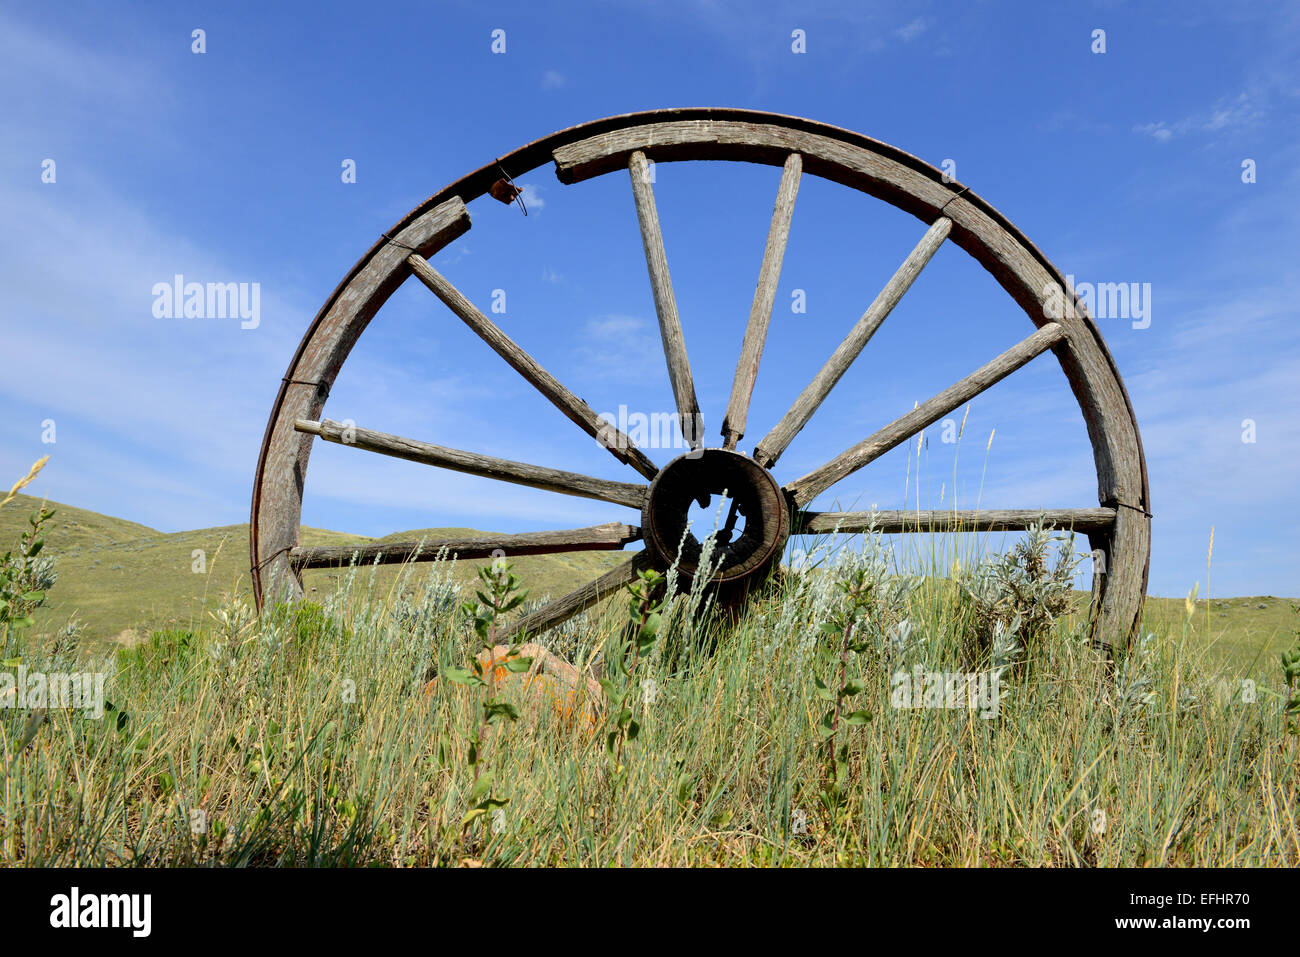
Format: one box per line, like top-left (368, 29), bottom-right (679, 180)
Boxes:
top-left (1, 0), bottom-right (1297, 598)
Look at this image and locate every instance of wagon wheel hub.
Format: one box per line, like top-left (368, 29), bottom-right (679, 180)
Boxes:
top-left (641, 449), bottom-right (790, 584)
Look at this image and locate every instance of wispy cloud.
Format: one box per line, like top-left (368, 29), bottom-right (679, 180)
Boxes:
top-left (575, 315), bottom-right (660, 382)
top-left (894, 17), bottom-right (931, 42)
top-left (1134, 92), bottom-right (1264, 142)
top-left (519, 183), bottom-right (546, 213)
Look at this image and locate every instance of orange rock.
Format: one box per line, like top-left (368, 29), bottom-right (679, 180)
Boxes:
top-left (425, 643), bottom-right (604, 731)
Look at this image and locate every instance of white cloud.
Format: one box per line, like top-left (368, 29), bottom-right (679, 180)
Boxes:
top-left (541, 68), bottom-right (566, 90)
top-left (1134, 92), bottom-right (1264, 141)
top-left (586, 315), bottom-right (645, 340)
top-left (576, 315), bottom-right (661, 383)
top-left (894, 17), bottom-right (930, 41)
top-left (519, 183), bottom-right (546, 213)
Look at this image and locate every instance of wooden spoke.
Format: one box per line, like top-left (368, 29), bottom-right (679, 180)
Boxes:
top-left (628, 150), bottom-right (704, 448)
top-left (296, 418), bottom-right (648, 509)
top-left (290, 522), bottom-right (642, 570)
top-left (405, 254), bottom-right (658, 480)
top-left (721, 153), bottom-right (803, 451)
top-left (754, 216), bottom-right (952, 467)
top-left (501, 550), bottom-right (654, 641)
top-left (798, 508), bottom-right (1116, 535)
top-left (786, 321), bottom-right (1067, 506)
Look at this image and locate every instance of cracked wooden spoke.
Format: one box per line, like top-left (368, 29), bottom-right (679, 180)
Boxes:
top-left (406, 254), bottom-right (658, 480)
top-left (501, 550), bottom-right (654, 642)
top-left (754, 216), bottom-right (952, 468)
top-left (722, 152), bottom-right (802, 451)
top-left (290, 522), bottom-right (642, 570)
top-left (786, 321), bottom-right (1067, 506)
top-left (628, 150), bottom-right (703, 448)
top-left (798, 507), bottom-right (1116, 535)
top-left (296, 418), bottom-right (648, 509)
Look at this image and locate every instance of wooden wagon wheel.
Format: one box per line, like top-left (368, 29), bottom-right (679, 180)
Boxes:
top-left (250, 109), bottom-right (1151, 652)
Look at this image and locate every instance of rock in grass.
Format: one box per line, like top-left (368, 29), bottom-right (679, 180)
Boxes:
top-left (425, 643), bottom-right (604, 730)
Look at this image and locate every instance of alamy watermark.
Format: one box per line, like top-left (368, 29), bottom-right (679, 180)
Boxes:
top-left (50, 887), bottom-right (150, 937)
top-left (0, 666), bottom-right (106, 719)
top-left (890, 666), bottom-right (1005, 718)
top-left (1042, 275), bottom-right (1151, 330)
top-left (152, 274), bottom-right (260, 329)
top-left (596, 405), bottom-right (704, 458)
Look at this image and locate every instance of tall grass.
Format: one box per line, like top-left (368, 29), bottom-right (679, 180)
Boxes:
top-left (1, 524), bottom-right (1296, 867)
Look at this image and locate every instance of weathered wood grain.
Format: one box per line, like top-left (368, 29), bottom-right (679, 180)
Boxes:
top-left (798, 507), bottom-right (1116, 535)
top-left (628, 150), bottom-right (703, 448)
top-left (296, 418), bottom-right (648, 509)
top-left (722, 152), bottom-right (802, 450)
top-left (753, 216), bottom-right (952, 468)
top-left (406, 254), bottom-right (659, 480)
top-left (290, 522), bottom-right (642, 569)
top-left (251, 197), bottom-right (471, 606)
top-left (501, 550), bottom-right (654, 641)
top-left (786, 321), bottom-right (1066, 506)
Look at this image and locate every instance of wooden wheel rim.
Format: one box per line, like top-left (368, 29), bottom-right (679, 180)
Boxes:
top-left (250, 108), bottom-right (1151, 651)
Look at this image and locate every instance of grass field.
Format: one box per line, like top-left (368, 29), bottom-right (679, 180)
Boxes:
top-left (2, 497), bottom-right (1297, 866)
top-left (3, 492), bottom-right (1292, 677)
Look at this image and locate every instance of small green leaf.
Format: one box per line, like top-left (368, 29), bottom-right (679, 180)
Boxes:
top-left (443, 667), bottom-right (485, 687)
top-left (485, 699), bottom-right (520, 724)
top-left (675, 773), bottom-right (693, 806)
top-left (470, 772), bottom-right (494, 803)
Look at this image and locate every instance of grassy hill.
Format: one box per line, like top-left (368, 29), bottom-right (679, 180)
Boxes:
top-left (0, 493), bottom-right (624, 649)
top-left (2, 493), bottom-right (1294, 673)
top-left (1141, 593), bottom-right (1297, 677)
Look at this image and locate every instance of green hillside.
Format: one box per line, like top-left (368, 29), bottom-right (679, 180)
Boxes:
top-left (1142, 594), bottom-right (1297, 677)
top-left (2, 493), bottom-right (1294, 674)
top-left (0, 493), bottom-right (624, 647)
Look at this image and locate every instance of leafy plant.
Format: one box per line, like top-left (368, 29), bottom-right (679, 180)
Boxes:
top-left (1, 504), bottom-right (57, 660)
top-left (814, 562), bottom-right (874, 828)
top-left (961, 519), bottom-right (1083, 665)
top-left (600, 566), bottom-right (665, 797)
top-left (442, 558), bottom-right (530, 841)
top-left (1282, 604), bottom-right (1300, 737)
